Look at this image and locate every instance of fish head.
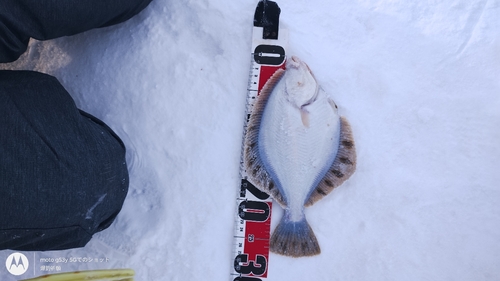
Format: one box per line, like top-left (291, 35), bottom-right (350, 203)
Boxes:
top-left (284, 56), bottom-right (319, 109)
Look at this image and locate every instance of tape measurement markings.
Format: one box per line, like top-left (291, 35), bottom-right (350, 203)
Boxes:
top-left (231, 6), bottom-right (289, 279)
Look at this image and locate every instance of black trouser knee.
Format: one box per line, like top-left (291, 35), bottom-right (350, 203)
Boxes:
top-left (0, 70), bottom-right (129, 251)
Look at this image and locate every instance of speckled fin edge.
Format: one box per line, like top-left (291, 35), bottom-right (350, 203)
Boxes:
top-left (244, 68), bottom-right (287, 207)
top-left (270, 217), bottom-right (321, 257)
top-left (305, 116), bottom-right (356, 207)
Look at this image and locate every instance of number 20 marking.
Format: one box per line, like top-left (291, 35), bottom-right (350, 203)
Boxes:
top-left (234, 42), bottom-right (285, 281)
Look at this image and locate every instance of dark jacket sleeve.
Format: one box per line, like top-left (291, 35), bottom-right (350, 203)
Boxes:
top-left (0, 0), bottom-right (152, 62)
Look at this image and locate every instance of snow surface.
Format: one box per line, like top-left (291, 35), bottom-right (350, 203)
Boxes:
top-left (1, 0), bottom-right (500, 280)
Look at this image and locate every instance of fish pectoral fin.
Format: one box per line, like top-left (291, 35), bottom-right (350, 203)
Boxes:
top-left (328, 97), bottom-right (338, 112)
top-left (300, 107), bottom-right (310, 127)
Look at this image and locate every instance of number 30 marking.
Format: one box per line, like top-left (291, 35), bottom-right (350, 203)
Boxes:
top-left (234, 254), bottom-right (267, 276)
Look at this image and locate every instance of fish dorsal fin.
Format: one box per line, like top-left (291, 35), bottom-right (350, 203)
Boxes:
top-left (305, 116), bottom-right (357, 207)
top-left (244, 68), bottom-right (287, 207)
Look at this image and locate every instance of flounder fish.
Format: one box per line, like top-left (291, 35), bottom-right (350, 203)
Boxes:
top-left (244, 56), bottom-right (356, 257)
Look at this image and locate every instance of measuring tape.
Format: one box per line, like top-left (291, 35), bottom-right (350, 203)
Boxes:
top-left (231, 1), bottom-right (287, 280)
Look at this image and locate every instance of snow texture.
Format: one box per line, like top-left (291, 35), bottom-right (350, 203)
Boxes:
top-left (1, 0), bottom-right (500, 280)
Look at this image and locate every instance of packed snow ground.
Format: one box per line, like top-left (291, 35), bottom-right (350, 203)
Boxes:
top-left (1, 0), bottom-right (499, 280)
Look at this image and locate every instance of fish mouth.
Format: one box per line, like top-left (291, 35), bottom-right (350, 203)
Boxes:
top-left (288, 56), bottom-right (319, 95)
top-left (289, 55), bottom-right (301, 68)
top-left (284, 56), bottom-right (320, 110)
top-left (288, 56), bottom-right (307, 70)
top-left (288, 56), bottom-right (315, 77)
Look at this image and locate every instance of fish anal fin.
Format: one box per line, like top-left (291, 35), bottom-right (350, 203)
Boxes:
top-left (305, 116), bottom-right (357, 207)
top-left (270, 215), bottom-right (321, 257)
top-left (243, 69), bottom-right (287, 207)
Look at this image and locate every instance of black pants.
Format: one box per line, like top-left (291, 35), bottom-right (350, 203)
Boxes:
top-left (0, 0), bottom-right (152, 251)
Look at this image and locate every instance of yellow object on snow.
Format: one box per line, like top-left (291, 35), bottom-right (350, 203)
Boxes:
top-left (19, 269), bottom-right (135, 281)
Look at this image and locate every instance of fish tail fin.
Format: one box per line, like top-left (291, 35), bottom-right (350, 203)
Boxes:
top-left (270, 214), bottom-right (320, 257)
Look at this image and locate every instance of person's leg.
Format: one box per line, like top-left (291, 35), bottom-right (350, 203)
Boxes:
top-left (0, 70), bottom-right (129, 251)
top-left (0, 0), bottom-right (153, 62)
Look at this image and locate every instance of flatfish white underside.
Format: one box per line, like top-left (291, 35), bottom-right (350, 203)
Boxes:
top-left (259, 79), bottom-right (340, 222)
